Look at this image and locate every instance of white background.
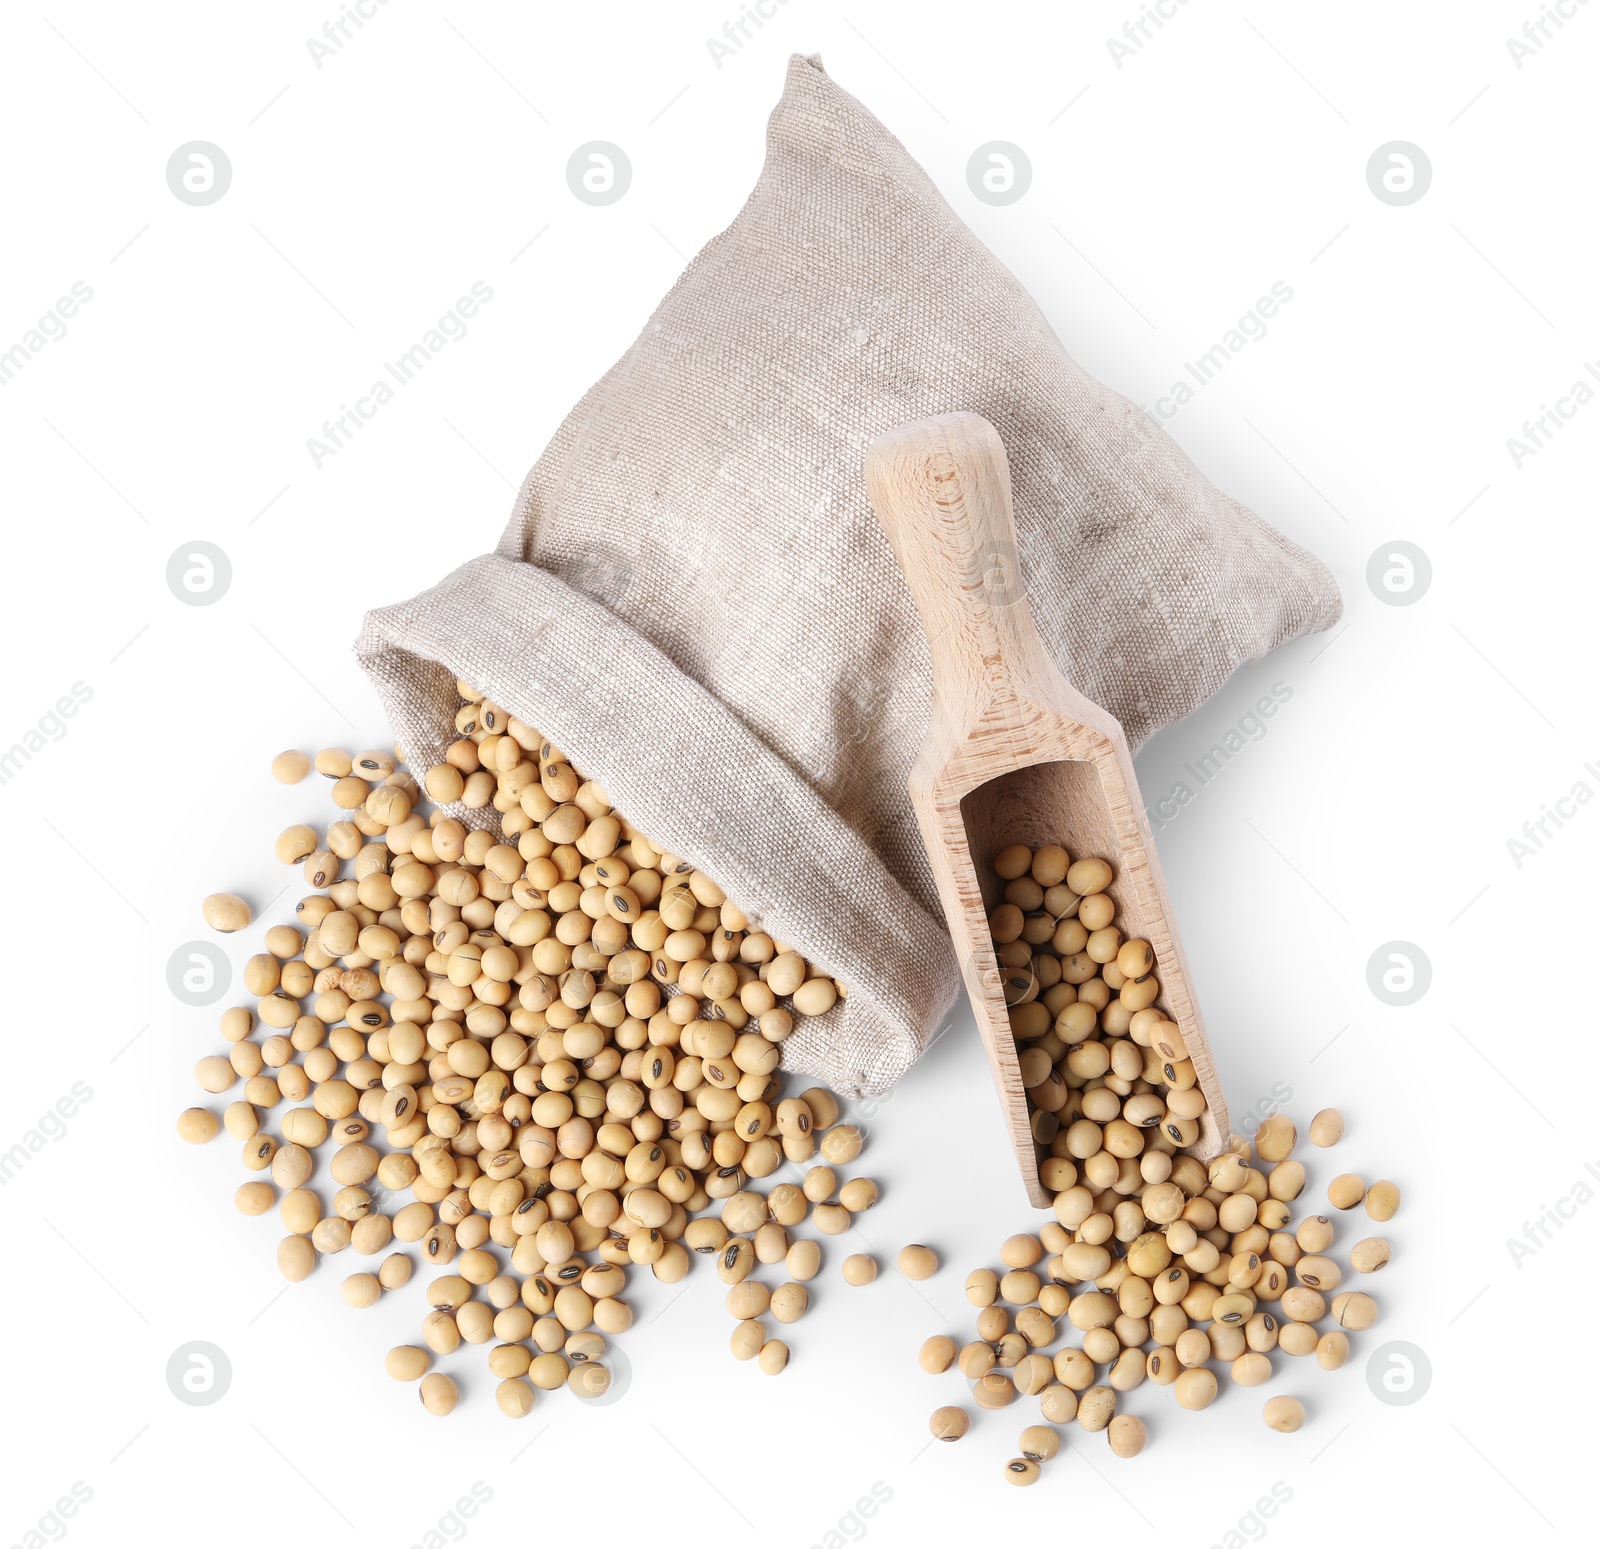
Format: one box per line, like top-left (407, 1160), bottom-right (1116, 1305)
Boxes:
top-left (2, 2), bottom-right (1593, 1545)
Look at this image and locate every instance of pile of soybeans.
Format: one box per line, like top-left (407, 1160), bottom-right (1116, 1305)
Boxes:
top-left (908, 841), bottom-right (1398, 1483)
top-left (175, 697), bottom-right (1400, 1462)
top-left (178, 683), bottom-right (895, 1416)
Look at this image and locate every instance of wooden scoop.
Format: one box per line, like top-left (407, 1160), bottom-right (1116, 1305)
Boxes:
top-left (865, 411), bottom-right (1230, 1208)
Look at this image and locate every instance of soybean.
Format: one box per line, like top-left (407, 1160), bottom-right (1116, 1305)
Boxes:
top-left (1262, 1395), bottom-right (1305, 1433)
top-left (1331, 1292), bottom-right (1377, 1330)
top-left (786, 1240), bottom-right (821, 1282)
top-left (177, 1108), bottom-right (218, 1145)
top-left (1039, 1385), bottom-right (1078, 1424)
top-left (1308, 1108), bottom-right (1344, 1147)
top-left (839, 1178), bottom-right (878, 1213)
top-left (272, 750), bottom-right (311, 784)
top-left (1107, 1415), bottom-right (1146, 1457)
top-left (202, 893), bottom-right (252, 933)
top-left (1076, 1386), bottom-right (1116, 1432)
top-left (769, 1284), bottom-right (808, 1324)
top-left (1328, 1173), bottom-right (1365, 1210)
top-left (1019, 1424), bottom-right (1060, 1461)
top-left (1174, 1369), bottom-right (1218, 1410)
top-left (819, 1125), bottom-right (862, 1164)
top-left (1350, 1237), bottom-right (1391, 1273)
top-left (235, 1181), bottom-right (273, 1216)
top-left (569, 1364), bottom-right (612, 1399)
top-left (1364, 1180), bottom-right (1400, 1221)
top-left (1254, 1114), bottom-right (1296, 1163)
top-left (277, 1236), bottom-right (315, 1282)
top-left (386, 1346), bottom-right (428, 1382)
top-left (730, 1320), bottom-right (765, 1361)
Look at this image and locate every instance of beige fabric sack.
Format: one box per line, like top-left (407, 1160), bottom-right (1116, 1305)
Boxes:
top-left (356, 53), bottom-right (1340, 1098)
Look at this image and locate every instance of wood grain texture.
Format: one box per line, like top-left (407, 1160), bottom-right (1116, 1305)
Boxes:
top-left (865, 412), bottom-right (1230, 1209)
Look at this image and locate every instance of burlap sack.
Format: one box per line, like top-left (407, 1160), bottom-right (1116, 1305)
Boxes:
top-left (356, 53), bottom-right (1340, 1098)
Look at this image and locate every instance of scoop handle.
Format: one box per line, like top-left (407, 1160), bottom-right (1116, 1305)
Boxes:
top-left (865, 412), bottom-right (1060, 718)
